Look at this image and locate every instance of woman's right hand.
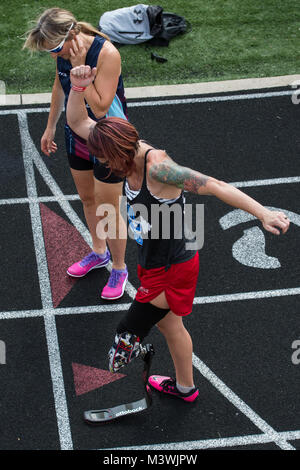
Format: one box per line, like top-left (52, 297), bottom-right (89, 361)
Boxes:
top-left (70, 65), bottom-right (97, 89)
top-left (41, 127), bottom-right (58, 156)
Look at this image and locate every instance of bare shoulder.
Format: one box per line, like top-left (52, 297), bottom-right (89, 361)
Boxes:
top-left (147, 149), bottom-right (174, 167)
top-left (99, 40), bottom-right (121, 62)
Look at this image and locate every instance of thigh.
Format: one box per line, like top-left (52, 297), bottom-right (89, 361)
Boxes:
top-left (150, 291), bottom-right (170, 310)
top-left (93, 178), bottom-right (124, 206)
top-left (70, 168), bottom-right (95, 201)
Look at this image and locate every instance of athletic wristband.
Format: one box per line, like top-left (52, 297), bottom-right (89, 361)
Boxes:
top-left (71, 85), bottom-right (86, 92)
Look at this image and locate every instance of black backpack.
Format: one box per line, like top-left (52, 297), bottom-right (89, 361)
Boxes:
top-left (147, 6), bottom-right (189, 46)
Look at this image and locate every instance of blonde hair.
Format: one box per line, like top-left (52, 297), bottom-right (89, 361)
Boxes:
top-left (23, 7), bottom-right (109, 51)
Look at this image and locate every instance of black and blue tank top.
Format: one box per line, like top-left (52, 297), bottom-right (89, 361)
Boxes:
top-left (124, 150), bottom-right (197, 270)
top-left (57, 35), bottom-right (127, 162)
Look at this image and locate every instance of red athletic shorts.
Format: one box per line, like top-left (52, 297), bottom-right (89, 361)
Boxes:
top-left (135, 252), bottom-right (199, 316)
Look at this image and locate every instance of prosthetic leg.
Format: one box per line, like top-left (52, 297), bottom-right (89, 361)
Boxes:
top-left (84, 343), bottom-right (154, 424)
top-left (84, 300), bottom-right (168, 424)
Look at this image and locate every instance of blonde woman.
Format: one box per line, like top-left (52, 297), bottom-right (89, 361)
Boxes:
top-left (23, 7), bottom-right (128, 300)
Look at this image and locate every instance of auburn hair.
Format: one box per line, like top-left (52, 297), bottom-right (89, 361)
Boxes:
top-left (87, 117), bottom-right (140, 178)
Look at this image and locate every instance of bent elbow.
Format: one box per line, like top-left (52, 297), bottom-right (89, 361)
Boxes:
top-left (217, 179), bottom-right (227, 188)
top-left (91, 104), bottom-right (109, 120)
top-left (93, 110), bottom-right (108, 119)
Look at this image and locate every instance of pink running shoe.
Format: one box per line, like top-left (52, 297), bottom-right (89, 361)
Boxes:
top-left (101, 267), bottom-right (128, 300)
top-left (67, 250), bottom-right (110, 277)
top-left (148, 375), bottom-right (199, 402)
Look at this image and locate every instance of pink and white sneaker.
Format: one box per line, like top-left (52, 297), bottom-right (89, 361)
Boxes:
top-left (67, 250), bottom-right (110, 277)
top-left (148, 375), bottom-right (199, 402)
top-left (101, 267), bottom-right (128, 300)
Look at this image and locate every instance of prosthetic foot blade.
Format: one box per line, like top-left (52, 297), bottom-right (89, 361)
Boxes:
top-left (84, 398), bottom-right (148, 424)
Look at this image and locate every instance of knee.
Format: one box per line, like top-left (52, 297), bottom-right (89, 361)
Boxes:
top-left (157, 322), bottom-right (166, 334)
top-left (157, 322), bottom-right (174, 339)
top-left (117, 300), bottom-right (170, 341)
top-left (157, 315), bottom-right (184, 338)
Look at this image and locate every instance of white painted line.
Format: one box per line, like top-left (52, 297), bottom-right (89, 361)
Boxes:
top-left (0, 107), bottom-right (50, 115)
top-left (0, 303), bottom-right (132, 320)
top-left (0, 88), bottom-right (295, 116)
top-left (1, 286), bottom-right (299, 321)
top-left (102, 429), bottom-right (300, 451)
top-left (232, 176), bottom-right (300, 188)
top-left (18, 111), bottom-right (73, 451)
top-left (193, 287), bottom-right (300, 305)
top-left (0, 195), bottom-right (80, 205)
top-left (43, 315), bottom-right (73, 450)
top-left (127, 90), bottom-right (293, 108)
top-left (17, 112), bottom-right (53, 309)
top-left (0, 197), bottom-right (32, 205)
top-left (191, 354), bottom-right (295, 450)
top-left (53, 303), bottom-right (132, 316)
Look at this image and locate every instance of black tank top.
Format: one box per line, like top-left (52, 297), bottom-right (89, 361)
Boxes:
top-left (124, 149), bottom-right (197, 270)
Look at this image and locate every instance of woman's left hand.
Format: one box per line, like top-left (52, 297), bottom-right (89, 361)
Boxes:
top-left (70, 36), bottom-right (87, 66)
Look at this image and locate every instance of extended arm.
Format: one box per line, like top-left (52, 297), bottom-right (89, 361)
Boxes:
top-left (66, 65), bottom-right (97, 140)
top-left (47, 69), bottom-right (65, 128)
top-left (41, 68), bottom-right (65, 156)
top-left (149, 159), bottom-right (290, 235)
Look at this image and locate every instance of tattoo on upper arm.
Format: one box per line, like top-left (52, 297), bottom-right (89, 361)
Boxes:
top-left (149, 161), bottom-right (209, 193)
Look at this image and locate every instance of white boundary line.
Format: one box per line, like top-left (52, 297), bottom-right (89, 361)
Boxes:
top-left (0, 196), bottom-right (77, 205)
top-left (0, 88), bottom-right (295, 117)
top-left (0, 286), bottom-right (299, 321)
top-left (231, 176), bottom-right (300, 187)
top-left (102, 429), bottom-right (300, 451)
top-left (193, 287), bottom-right (300, 305)
top-left (18, 111), bottom-right (73, 450)
top-left (0, 93), bottom-right (298, 450)
top-left (128, 90), bottom-right (294, 107)
top-left (0, 303), bottom-right (132, 320)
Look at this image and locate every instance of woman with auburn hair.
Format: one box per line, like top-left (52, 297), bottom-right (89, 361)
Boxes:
top-left (23, 8), bottom-right (128, 300)
top-left (67, 65), bottom-right (290, 403)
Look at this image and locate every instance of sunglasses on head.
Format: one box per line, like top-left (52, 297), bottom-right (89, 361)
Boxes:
top-left (45, 23), bottom-right (74, 53)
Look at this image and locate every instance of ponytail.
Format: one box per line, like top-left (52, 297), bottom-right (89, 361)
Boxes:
top-left (77, 21), bottom-right (110, 41)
